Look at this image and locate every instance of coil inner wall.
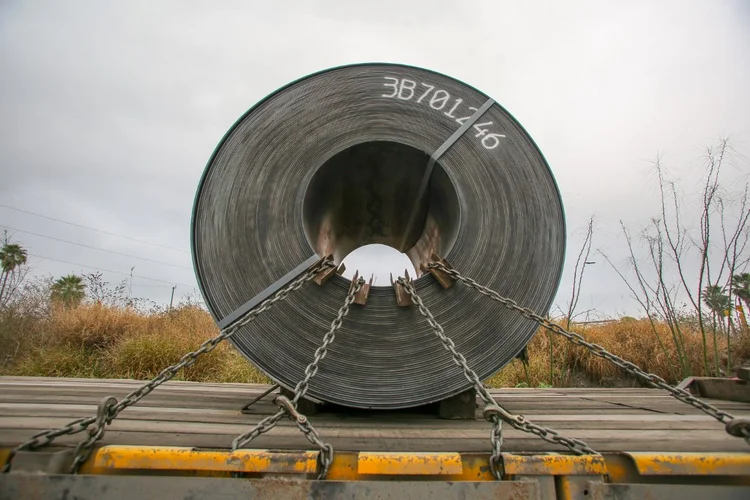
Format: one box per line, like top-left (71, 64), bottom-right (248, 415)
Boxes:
top-left (303, 140), bottom-right (459, 273)
top-left (191, 63), bottom-right (566, 409)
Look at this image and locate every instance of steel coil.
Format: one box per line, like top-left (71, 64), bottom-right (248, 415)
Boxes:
top-left (192, 63), bottom-right (565, 409)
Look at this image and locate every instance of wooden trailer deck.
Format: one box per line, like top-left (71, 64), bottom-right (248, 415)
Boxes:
top-left (1, 376), bottom-right (749, 453)
top-left (2, 376), bottom-right (750, 499)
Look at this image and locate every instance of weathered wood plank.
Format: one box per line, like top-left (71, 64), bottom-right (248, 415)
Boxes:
top-left (0, 404), bottom-right (733, 431)
top-left (1, 377), bottom-right (748, 453)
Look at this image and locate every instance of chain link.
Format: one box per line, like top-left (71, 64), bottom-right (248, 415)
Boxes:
top-left (397, 278), bottom-right (599, 480)
top-left (232, 277), bottom-right (364, 480)
top-left (429, 262), bottom-right (750, 445)
top-left (2, 260), bottom-right (333, 474)
top-left (488, 413), bottom-right (503, 479)
top-left (726, 420), bottom-right (750, 445)
top-left (69, 396), bottom-right (117, 473)
top-left (1, 418), bottom-right (95, 473)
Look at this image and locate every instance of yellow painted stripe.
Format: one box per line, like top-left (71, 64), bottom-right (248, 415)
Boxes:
top-left (10, 445), bottom-right (743, 480)
top-left (82, 446), bottom-right (318, 474)
top-left (627, 453), bottom-right (750, 476)
top-left (358, 452), bottom-right (463, 475)
top-left (501, 453), bottom-right (608, 476)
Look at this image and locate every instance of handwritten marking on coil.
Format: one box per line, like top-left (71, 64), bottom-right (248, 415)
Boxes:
top-left (381, 76), bottom-right (505, 150)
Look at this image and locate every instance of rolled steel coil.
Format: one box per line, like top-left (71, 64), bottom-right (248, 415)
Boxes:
top-left (192, 63), bottom-right (565, 409)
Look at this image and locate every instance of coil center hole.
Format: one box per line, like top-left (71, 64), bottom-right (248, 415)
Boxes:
top-left (302, 140), bottom-right (460, 284)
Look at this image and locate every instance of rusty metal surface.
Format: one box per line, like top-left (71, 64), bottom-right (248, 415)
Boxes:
top-left (625, 452), bottom-right (750, 476)
top-left (357, 452), bottom-right (462, 475)
top-left (83, 447), bottom-right (319, 474)
top-left (502, 454), bottom-right (607, 476)
top-left (349, 272), bottom-right (372, 306)
top-left (420, 253), bottom-right (455, 289)
top-left (312, 258), bottom-right (342, 286)
top-left (557, 475), bottom-right (605, 500)
top-left (587, 481), bottom-right (750, 500)
top-left (390, 272), bottom-right (414, 307)
top-left (0, 474), bottom-right (539, 500)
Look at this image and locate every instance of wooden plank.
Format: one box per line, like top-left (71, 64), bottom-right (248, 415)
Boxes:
top-left (0, 417), bottom-right (742, 443)
top-left (0, 377), bottom-right (748, 454)
top-left (2, 379), bottom-right (748, 418)
top-left (0, 405), bottom-right (732, 431)
top-left (3, 378), bottom-right (746, 409)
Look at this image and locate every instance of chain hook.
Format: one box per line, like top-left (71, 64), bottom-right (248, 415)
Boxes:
top-left (482, 404), bottom-right (516, 424)
top-left (70, 396), bottom-right (117, 473)
top-left (274, 395), bottom-right (307, 425)
top-left (725, 419), bottom-right (750, 445)
top-left (95, 396), bottom-right (118, 427)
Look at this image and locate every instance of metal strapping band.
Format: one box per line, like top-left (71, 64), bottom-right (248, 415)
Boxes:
top-left (399, 98), bottom-right (495, 251)
top-left (217, 254), bottom-right (320, 329)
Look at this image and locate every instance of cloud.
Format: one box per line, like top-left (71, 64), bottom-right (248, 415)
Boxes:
top-left (1, 0), bottom-right (748, 315)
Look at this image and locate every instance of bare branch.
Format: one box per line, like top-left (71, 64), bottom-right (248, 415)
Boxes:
top-left (565, 216), bottom-right (595, 328)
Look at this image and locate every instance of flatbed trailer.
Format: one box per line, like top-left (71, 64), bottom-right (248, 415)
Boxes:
top-left (1, 376), bottom-right (749, 499)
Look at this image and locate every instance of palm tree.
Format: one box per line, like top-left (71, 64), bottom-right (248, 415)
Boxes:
top-left (703, 285), bottom-right (731, 324)
top-left (734, 273), bottom-right (750, 331)
top-left (703, 284), bottom-right (732, 375)
top-left (51, 274), bottom-right (86, 308)
top-left (703, 284), bottom-right (730, 309)
top-left (0, 242), bottom-right (28, 303)
top-left (733, 273), bottom-right (750, 310)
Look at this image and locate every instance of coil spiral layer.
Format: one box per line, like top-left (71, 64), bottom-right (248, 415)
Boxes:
top-left (191, 63), bottom-right (565, 409)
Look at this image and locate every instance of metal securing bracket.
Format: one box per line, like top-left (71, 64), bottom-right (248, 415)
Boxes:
top-left (515, 346), bottom-right (530, 365)
top-left (274, 395), bottom-right (308, 425)
top-left (421, 253), bottom-right (456, 289)
top-left (240, 384), bottom-right (280, 414)
top-left (349, 271), bottom-right (373, 306)
top-left (312, 255), bottom-right (345, 286)
top-left (391, 270), bottom-right (414, 307)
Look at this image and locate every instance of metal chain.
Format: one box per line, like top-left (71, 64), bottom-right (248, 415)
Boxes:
top-left (1, 260), bottom-right (333, 474)
top-left (429, 262), bottom-right (750, 445)
top-left (69, 396), bottom-right (117, 473)
top-left (397, 278), bottom-right (598, 480)
top-left (232, 278), bottom-right (364, 480)
top-left (0, 419), bottom-right (95, 473)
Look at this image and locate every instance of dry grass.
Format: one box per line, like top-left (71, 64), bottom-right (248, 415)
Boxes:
top-left (3, 304), bottom-right (268, 383)
top-left (487, 318), bottom-right (750, 387)
top-left (2, 304), bottom-right (748, 388)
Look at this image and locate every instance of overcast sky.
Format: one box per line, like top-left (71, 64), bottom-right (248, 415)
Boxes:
top-left (1, 0), bottom-right (749, 316)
